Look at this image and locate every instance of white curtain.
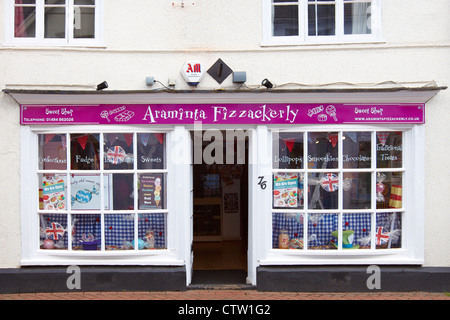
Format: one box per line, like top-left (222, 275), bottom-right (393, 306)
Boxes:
top-left (352, 2), bottom-right (371, 34)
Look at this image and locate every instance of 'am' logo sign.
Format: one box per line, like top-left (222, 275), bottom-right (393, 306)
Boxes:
top-left (181, 60), bottom-right (205, 86)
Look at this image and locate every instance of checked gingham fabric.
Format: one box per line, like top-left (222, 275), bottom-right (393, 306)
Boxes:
top-left (272, 212), bottom-right (400, 249)
top-left (41, 213), bottom-right (166, 250)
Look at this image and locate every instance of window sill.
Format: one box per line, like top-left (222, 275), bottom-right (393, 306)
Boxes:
top-left (260, 249), bottom-right (423, 266)
top-left (22, 249), bottom-right (184, 266)
top-left (260, 36), bottom-right (385, 48)
top-left (1, 40), bottom-right (106, 50)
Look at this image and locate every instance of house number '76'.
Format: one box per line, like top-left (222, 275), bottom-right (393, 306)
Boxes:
top-left (258, 176), bottom-right (267, 190)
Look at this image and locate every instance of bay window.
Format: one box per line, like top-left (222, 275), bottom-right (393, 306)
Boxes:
top-left (271, 129), bottom-right (405, 252)
top-left (34, 130), bottom-right (169, 255)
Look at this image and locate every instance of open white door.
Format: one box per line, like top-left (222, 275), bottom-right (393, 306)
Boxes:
top-left (170, 127), bottom-right (194, 286)
top-left (187, 130), bottom-right (195, 285)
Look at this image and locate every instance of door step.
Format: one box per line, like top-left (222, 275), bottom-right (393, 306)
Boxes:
top-left (188, 283), bottom-right (256, 290)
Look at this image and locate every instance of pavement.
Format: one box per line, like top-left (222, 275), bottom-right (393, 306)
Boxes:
top-left (0, 289), bottom-right (449, 300)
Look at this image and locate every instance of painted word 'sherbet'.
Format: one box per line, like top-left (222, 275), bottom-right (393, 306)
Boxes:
top-left (20, 103), bottom-right (425, 125)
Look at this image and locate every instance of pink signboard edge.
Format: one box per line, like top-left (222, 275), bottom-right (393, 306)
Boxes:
top-left (20, 103), bottom-right (425, 125)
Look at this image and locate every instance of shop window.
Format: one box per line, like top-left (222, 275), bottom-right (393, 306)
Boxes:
top-left (6, 0), bottom-right (103, 46)
top-left (38, 132), bottom-right (167, 252)
top-left (272, 130), bottom-right (404, 251)
top-left (263, 0), bottom-right (382, 45)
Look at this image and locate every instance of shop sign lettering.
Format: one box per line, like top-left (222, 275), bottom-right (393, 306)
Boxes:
top-left (21, 103), bottom-right (425, 125)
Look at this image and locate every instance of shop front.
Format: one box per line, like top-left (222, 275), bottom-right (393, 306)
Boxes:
top-left (6, 88), bottom-right (446, 292)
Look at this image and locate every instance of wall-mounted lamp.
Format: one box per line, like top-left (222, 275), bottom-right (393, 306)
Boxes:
top-left (261, 78), bottom-right (273, 89)
top-left (146, 76), bottom-right (155, 86)
top-left (233, 71), bottom-right (247, 84)
top-left (96, 81), bottom-right (108, 91)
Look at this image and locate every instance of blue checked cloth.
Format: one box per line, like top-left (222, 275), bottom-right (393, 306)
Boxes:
top-left (273, 212), bottom-right (377, 248)
top-left (41, 213), bottom-right (166, 249)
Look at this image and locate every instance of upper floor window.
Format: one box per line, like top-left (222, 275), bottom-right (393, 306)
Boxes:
top-left (5, 0), bottom-right (103, 46)
top-left (262, 0), bottom-right (382, 45)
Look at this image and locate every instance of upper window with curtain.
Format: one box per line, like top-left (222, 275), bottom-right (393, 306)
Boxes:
top-left (263, 0), bottom-right (382, 45)
top-left (4, 0), bottom-right (103, 46)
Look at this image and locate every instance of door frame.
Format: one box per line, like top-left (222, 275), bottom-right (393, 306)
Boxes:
top-left (185, 127), bottom-right (258, 286)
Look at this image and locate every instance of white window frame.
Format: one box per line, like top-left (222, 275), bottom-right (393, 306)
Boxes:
top-left (4, 0), bottom-right (104, 47)
top-left (262, 0), bottom-right (383, 46)
top-left (256, 124), bottom-right (424, 266)
top-left (20, 125), bottom-right (189, 266)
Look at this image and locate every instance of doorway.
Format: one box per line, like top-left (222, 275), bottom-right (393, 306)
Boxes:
top-left (190, 130), bottom-right (249, 285)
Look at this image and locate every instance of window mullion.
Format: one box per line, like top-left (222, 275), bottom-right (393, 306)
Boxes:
top-left (66, 133), bottom-right (73, 251)
top-left (299, 0), bottom-right (306, 41)
top-left (335, 0), bottom-right (344, 37)
top-left (303, 131), bottom-right (310, 250)
top-left (337, 130), bottom-right (343, 250)
top-left (133, 132), bottom-right (139, 251)
top-left (67, 0), bottom-right (74, 43)
top-left (36, 0), bottom-right (45, 40)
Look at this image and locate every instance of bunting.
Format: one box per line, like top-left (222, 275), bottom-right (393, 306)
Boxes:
top-left (139, 133), bottom-right (150, 146)
top-left (377, 132), bottom-right (389, 146)
top-left (328, 134), bottom-right (338, 148)
top-left (153, 133), bottom-right (164, 144)
top-left (76, 135), bottom-right (89, 150)
top-left (282, 138), bottom-right (296, 152)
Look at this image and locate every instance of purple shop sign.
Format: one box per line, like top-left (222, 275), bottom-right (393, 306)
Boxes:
top-left (20, 103), bottom-right (425, 125)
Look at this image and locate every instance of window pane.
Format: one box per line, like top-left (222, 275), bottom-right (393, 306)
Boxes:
top-left (376, 172), bottom-right (402, 209)
top-left (273, 132), bottom-right (303, 169)
top-left (40, 214), bottom-right (68, 250)
top-left (71, 214), bottom-right (101, 250)
top-left (44, 7), bottom-right (66, 38)
top-left (137, 133), bottom-right (165, 169)
top-left (38, 134), bottom-right (67, 170)
top-left (342, 213), bottom-right (371, 249)
top-left (308, 172), bottom-right (339, 209)
top-left (273, 5), bottom-right (298, 36)
top-left (111, 174), bottom-right (134, 210)
top-left (272, 212), bottom-right (304, 249)
top-left (138, 213), bottom-right (167, 249)
top-left (376, 212), bottom-right (402, 249)
top-left (344, 2), bottom-right (371, 34)
top-left (273, 172), bottom-right (304, 209)
top-left (74, 7), bottom-right (95, 38)
top-left (40, 173), bottom-right (67, 211)
top-left (104, 133), bottom-right (134, 170)
top-left (376, 132), bottom-right (402, 168)
top-left (70, 134), bottom-right (100, 170)
top-left (75, 0), bottom-right (95, 4)
top-left (308, 3), bottom-right (335, 36)
top-left (105, 214), bottom-right (135, 250)
top-left (45, 0), bottom-right (65, 4)
top-left (343, 172), bottom-right (371, 209)
top-left (307, 213), bottom-right (338, 249)
top-left (343, 131), bottom-right (371, 168)
top-left (14, 3), bottom-right (36, 38)
top-left (71, 174), bottom-right (108, 210)
top-left (138, 173), bottom-right (166, 210)
top-left (308, 132), bottom-right (339, 169)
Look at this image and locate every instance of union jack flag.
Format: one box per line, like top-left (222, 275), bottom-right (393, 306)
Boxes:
top-left (46, 222), bottom-right (65, 241)
top-left (320, 173), bottom-right (339, 192)
top-left (375, 227), bottom-right (390, 245)
top-left (106, 146), bottom-right (126, 165)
